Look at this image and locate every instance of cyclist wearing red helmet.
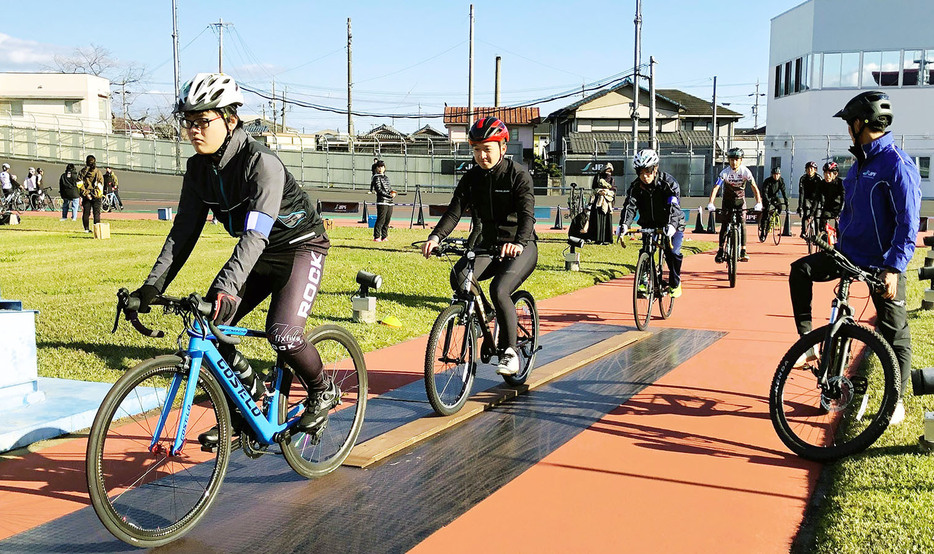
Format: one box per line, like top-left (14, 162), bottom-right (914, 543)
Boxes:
top-left (816, 161), bottom-right (843, 229)
top-left (422, 116), bottom-right (537, 376)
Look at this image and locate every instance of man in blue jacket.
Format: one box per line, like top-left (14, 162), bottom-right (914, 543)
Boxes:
top-left (789, 91), bottom-right (921, 425)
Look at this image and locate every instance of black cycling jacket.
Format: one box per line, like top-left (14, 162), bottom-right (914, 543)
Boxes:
top-left (145, 127), bottom-right (325, 296)
top-left (760, 176), bottom-right (788, 207)
top-left (798, 173), bottom-right (822, 215)
top-left (816, 177), bottom-right (844, 219)
top-left (431, 157), bottom-right (536, 248)
top-left (619, 171), bottom-right (685, 231)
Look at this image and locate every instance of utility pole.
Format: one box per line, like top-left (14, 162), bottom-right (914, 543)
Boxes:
top-left (467, 4), bottom-right (475, 127)
top-left (347, 18), bottom-right (354, 150)
top-left (271, 78), bottom-right (277, 132)
top-left (281, 86), bottom-right (287, 131)
top-left (649, 56), bottom-right (657, 150)
top-left (494, 55), bottom-right (502, 108)
top-left (631, 0), bottom-right (642, 155)
top-left (171, 0), bottom-right (181, 173)
top-left (711, 76), bottom-right (718, 192)
top-left (210, 18), bottom-right (232, 73)
top-left (119, 81), bottom-right (129, 135)
top-left (749, 79), bottom-right (765, 129)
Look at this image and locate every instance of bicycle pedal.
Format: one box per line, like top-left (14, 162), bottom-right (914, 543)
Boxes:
top-left (200, 444), bottom-right (218, 453)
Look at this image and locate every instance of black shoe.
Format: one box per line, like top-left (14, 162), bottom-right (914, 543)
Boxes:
top-left (198, 412), bottom-right (244, 450)
top-left (296, 377), bottom-right (341, 433)
top-left (714, 250), bottom-right (724, 264)
top-left (740, 251), bottom-right (750, 262)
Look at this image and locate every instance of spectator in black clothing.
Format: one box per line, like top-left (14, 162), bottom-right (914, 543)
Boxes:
top-left (586, 163), bottom-right (615, 244)
top-left (370, 160), bottom-right (395, 241)
top-left (59, 163), bottom-right (80, 220)
top-left (759, 166), bottom-right (788, 236)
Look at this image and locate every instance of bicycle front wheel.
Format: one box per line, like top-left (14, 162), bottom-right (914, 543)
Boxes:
top-left (772, 213), bottom-right (781, 245)
top-left (769, 323), bottom-right (900, 462)
top-left (757, 215), bottom-right (768, 243)
top-left (101, 196), bottom-right (112, 212)
top-left (633, 251), bottom-right (655, 330)
top-left (657, 250), bottom-right (674, 319)
top-left (503, 290), bottom-right (539, 386)
top-left (86, 355), bottom-right (231, 547)
top-left (280, 324), bottom-right (368, 478)
top-left (727, 226), bottom-right (738, 288)
top-left (424, 304), bottom-right (476, 415)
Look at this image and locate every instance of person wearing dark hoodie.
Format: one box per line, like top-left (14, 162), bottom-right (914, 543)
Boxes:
top-left (59, 163), bottom-right (80, 220)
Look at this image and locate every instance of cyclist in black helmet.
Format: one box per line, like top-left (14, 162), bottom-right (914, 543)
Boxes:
top-left (422, 116), bottom-right (537, 377)
top-left (129, 73), bottom-right (335, 448)
top-left (707, 147), bottom-right (762, 263)
top-left (789, 91), bottom-right (920, 425)
top-left (758, 166), bottom-right (788, 238)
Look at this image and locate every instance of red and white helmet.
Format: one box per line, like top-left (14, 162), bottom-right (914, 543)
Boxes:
top-left (467, 117), bottom-right (509, 145)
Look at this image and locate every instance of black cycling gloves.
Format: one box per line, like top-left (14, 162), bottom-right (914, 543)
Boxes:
top-left (210, 291), bottom-right (241, 326)
top-left (130, 284), bottom-right (160, 313)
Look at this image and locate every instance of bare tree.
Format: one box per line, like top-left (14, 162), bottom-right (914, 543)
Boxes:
top-left (49, 44), bottom-right (117, 76)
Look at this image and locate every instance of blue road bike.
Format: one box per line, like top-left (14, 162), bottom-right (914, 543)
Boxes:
top-left (86, 289), bottom-right (367, 547)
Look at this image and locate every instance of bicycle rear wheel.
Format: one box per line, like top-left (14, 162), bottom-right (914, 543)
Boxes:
top-left (632, 251), bottom-right (655, 330)
top-left (280, 324), bottom-right (367, 478)
top-left (772, 213), bottom-right (782, 245)
top-left (101, 195), bottom-right (112, 212)
top-left (86, 355), bottom-right (231, 547)
top-left (769, 323), bottom-right (900, 462)
top-left (424, 304), bottom-right (476, 415)
top-left (657, 250), bottom-right (674, 319)
top-left (12, 194), bottom-right (27, 211)
top-left (503, 290), bottom-right (539, 386)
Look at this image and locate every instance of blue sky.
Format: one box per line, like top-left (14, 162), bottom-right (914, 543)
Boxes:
top-left (0, 0), bottom-right (804, 133)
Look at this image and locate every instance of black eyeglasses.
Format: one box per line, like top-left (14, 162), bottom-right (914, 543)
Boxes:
top-left (180, 116), bottom-right (222, 130)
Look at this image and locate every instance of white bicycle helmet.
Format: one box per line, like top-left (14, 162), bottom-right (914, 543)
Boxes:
top-left (633, 149), bottom-right (659, 170)
top-left (177, 73), bottom-right (244, 114)
top-left (1, 163), bottom-right (9, 170)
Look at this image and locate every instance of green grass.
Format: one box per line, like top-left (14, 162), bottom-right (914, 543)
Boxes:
top-left (0, 217), bottom-right (712, 383)
top-left (796, 248), bottom-right (934, 554)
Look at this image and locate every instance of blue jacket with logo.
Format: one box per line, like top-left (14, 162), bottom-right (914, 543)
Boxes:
top-left (837, 132), bottom-right (920, 273)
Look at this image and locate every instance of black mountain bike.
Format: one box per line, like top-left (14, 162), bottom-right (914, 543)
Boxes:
top-left (758, 205), bottom-right (784, 245)
top-left (631, 228), bottom-right (675, 331)
top-left (769, 236), bottom-right (900, 462)
top-left (717, 208), bottom-right (743, 288)
top-left (423, 237), bottom-right (540, 416)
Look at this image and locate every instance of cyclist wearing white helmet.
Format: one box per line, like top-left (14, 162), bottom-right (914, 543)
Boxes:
top-left (0, 163), bottom-right (11, 198)
top-left (130, 73), bottom-right (335, 448)
top-left (619, 149), bottom-right (685, 297)
top-left (707, 147), bottom-right (762, 263)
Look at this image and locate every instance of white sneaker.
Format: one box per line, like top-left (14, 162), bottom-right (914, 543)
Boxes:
top-left (889, 400), bottom-right (905, 426)
top-left (496, 347), bottom-right (520, 376)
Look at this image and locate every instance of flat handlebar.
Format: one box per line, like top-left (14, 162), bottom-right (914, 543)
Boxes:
top-left (805, 236), bottom-right (885, 293)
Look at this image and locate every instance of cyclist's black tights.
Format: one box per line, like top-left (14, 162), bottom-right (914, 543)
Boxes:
top-left (450, 242), bottom-right (538, 350)
top-left (219, 238), bottom-right (330, 392)
top-left (789, 252), bottom-right (911, 396)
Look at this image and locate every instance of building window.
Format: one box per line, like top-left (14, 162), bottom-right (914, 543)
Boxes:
top-left (784, 61), bottom-right (793, 95)
top-left (0, 100), bottom-right (24, 116)
top-left (775, 64), bottom-right (784, 97)
top-left (841, 53), bottom-right (860, 87)
top-left (903, 50), bottom-right (934, 86)
top-left (916, 156), bottom-right (931, 179)
top-left (822, 53), bottom-right (841, 88)
top-left (771, 156), bottom-right (782, 173)
top-left (862, 51), bottom-right (901, 87)
top-left (65, 100), bottom-right (82, 114)
top-left (811, 53), bottom-right (822, 89)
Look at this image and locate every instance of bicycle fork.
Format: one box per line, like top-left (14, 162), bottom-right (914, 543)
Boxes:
top-left (148, 354), bottom-right (201, 456)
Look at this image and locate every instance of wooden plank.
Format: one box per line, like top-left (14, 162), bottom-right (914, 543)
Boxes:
top-left (344, 329), bottom-right (648, 468)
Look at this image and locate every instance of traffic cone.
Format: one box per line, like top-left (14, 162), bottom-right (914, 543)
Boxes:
top-left (551, 205), bottom-right (564, 230)
top-left (415, 201), bottom-right (426, 227)
top-left (692, 207), bottom-right (705, 233)
top-left (706, 209), bottom-right (717, 235)
top-left (359, 201), bottom-right (369, 224)
top-left (782, 210), bottom-right (793, 236)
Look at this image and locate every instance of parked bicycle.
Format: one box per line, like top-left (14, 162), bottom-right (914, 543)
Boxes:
top-left (1, 188), bottom-right (29, 212)
top-left (86, 289), bottom-right (367, 547)
top-left (757, 206), bottom-right (784, 245)
top-left (29, 186), bottom-right (56, 211)
top-left (101, 190), bottom-right (123, 212)
top-left (631, 227), bottom-right (675, 330)
top-left (769, 236), bottom-right (900, 462)
top-left (717, 207), bottom-right (743, 288)
top-left (422, 237), bottom-right (540, 416)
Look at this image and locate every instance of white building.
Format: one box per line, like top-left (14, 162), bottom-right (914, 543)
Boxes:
top-left (0, 73), bottom-right (112, 134)
top-left (766, 0), bottom-right (934, 197)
